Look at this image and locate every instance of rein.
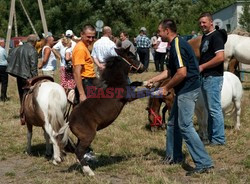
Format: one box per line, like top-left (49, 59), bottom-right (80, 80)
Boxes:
top-left (120, 56), bottom-right (142, 71)
top-left (149, 108), bottom-right (163, 127)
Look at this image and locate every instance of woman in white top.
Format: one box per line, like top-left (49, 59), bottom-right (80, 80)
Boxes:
top-left (39, 34), bottom-right (57, 78)
top-left (154, 36), bottom-right (168, 72)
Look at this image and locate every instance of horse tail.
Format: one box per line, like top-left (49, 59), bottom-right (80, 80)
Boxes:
top-left (57, 122), bottom-right (70, 146)
top-left (47, 84), bottom-right (68, 132)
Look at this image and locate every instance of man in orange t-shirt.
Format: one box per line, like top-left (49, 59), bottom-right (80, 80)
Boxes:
top-left (72, 24), bottom-right (96, 103)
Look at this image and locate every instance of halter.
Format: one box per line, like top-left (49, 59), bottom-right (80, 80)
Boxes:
top-left (149, 108), bottom-right (163, 127)
top-left (120, 56), bottom-right (142, 72)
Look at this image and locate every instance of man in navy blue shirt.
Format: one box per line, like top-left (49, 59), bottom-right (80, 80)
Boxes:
top-left (145, 18), bottom-right (213, 176)
top-left (199, 12), bottom-right (225, 146)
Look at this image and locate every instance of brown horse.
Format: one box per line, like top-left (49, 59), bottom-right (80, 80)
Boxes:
top-left (146, 78), bottom-right (175, 131)
top-left (188, 36), bottom-right (202, 60)
top-left (23, 76), bottom-right (73, 165)
top-left (59, 47), bottom-right (146, 176)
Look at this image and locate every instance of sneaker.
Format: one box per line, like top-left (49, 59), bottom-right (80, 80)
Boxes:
top-left (186, 166), bottom-right (214, 176)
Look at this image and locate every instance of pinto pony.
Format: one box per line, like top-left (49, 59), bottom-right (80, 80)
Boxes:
top-left (59, 47), bottom-right (145, 176)
top-left (23, 76), bottom-right (71, 165)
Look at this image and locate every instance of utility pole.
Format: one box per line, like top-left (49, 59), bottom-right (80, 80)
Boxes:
top-left (14, 7), bottom-right (18, 37)
top-left (5, 0), bottom-right (15, 54)
top-left (38, 0), bottom-right (48, 35)
top-left (19, 0), bottom-right (39, 38)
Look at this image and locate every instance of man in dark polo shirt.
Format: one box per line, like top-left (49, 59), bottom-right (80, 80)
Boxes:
top-left (199, 12), bottom-right (225, 146)
top-left (145, 18), bottom-right (213, 176)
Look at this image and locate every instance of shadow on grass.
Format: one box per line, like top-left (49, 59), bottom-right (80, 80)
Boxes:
top-left (63, 154), bottom-right (133, 173)
top-left (243, 86), bottom-right (250, 91)
top-left (143, 147), bottom-right (165, 158)
top-left (27, 143), bottom-right (52, 159)
top-left (225, 124), bottom-right (234, 130)
top-left (13, 115), bottom-right (20, 119)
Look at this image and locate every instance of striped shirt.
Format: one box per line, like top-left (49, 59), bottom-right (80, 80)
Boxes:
top-left (168, 36), bottom-right (200, 95)
top-left (136, 35), bottom-right (151, 48)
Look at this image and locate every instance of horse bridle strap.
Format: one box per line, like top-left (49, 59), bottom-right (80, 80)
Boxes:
top-left (149, 108), bottom-right (163, 127)
top-left (120, 56), bottom-right (142, 71)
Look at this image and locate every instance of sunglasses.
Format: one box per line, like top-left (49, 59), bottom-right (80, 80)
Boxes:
top-left (86, 36), bottom-right (95, 39)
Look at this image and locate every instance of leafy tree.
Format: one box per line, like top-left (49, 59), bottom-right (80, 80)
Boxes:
top-left (239, 2), bottom-right (250, 32)
top-left (0, 0), bottom-right (239, 40)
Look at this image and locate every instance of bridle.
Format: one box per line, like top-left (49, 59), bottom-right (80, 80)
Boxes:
top-left (120, 56), bottom-right (142, 72)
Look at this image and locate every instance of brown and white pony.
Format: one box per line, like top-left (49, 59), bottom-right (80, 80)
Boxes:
top-left (23, 77), bottom-right (71, 165)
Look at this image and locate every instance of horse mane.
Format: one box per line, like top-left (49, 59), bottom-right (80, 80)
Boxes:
top-left (101, 56), bottom-right (129, 87)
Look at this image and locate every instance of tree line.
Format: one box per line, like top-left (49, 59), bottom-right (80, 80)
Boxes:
top-left (0, 0), bottom-right (244, 39)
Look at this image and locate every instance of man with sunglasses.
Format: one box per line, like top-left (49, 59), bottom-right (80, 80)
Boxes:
top-left (72, 24), bottom-right (96, 104)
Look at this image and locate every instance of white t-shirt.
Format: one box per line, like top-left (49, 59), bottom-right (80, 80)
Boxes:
top-left (53, 39), bottom-right (76, 66)
top-left (156, 37), bottom-right (168, 53)
top-left (41, 46), bottom-right (57, 71)
top-left (91, 36), bottom-right (117, 63)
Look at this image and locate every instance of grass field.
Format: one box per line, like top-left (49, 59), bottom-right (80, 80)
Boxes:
top-left (0, 63), bottom-right (250, 184)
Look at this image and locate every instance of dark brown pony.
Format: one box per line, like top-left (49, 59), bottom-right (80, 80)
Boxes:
top-left (59, 47), bottom-right (145, 176)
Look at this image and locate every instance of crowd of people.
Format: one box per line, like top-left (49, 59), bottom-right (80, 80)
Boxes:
top-left (0, 12), bottom-right (227, 176)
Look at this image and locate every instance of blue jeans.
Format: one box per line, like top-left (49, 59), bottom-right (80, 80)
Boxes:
top-left (201, 76), bottom-right (225, 144)
top-left (166, 88), bottom-right (213, 169)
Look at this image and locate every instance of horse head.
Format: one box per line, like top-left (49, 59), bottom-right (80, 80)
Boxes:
top-left (115, 46), bottom-right (146, 73)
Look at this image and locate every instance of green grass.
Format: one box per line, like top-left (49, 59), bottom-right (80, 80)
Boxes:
top-left (0, 63), bottom-right (250, 183)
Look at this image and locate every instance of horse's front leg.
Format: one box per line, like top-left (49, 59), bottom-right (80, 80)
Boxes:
top-left (26, 123), bottom-right (33, 155)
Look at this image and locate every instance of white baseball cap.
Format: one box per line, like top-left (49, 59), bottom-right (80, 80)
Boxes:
top-left (65, 30), bottom-right (73, 37)
top-left (140, 27), bottom-right (147, 32)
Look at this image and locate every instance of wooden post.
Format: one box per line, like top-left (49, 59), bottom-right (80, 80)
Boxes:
top-left (5, 0), bottom-right (15, 54)
top-left (14, 7), bottom-right (18, 37)
top-left (38, 0), bottom-right (48, 35)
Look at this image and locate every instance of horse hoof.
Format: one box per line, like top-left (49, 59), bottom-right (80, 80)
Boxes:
top-left (234, 126), bottom-right (240, 131)
top-left (52, 160), bottom-right (58, 165)
top-left (82, 166), bottom-right (95, 176)
top-left (150, 126), bottom-right (158, 132)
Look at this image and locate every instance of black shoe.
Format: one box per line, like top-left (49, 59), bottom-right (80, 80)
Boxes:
top-left (186, 166), bottom-right (214, 176)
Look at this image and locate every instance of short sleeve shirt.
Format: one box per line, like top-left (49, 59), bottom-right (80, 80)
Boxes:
top-left (200, 30), bottom-right (224, 76)
top-left (121, 39), bottom-right (136, 54)
top-left (91, 37), bottom-right (117, 63)
top-left (72, 41), bottom-right (95, 78)
top-left (169, 36), bottom-right (200, 95)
